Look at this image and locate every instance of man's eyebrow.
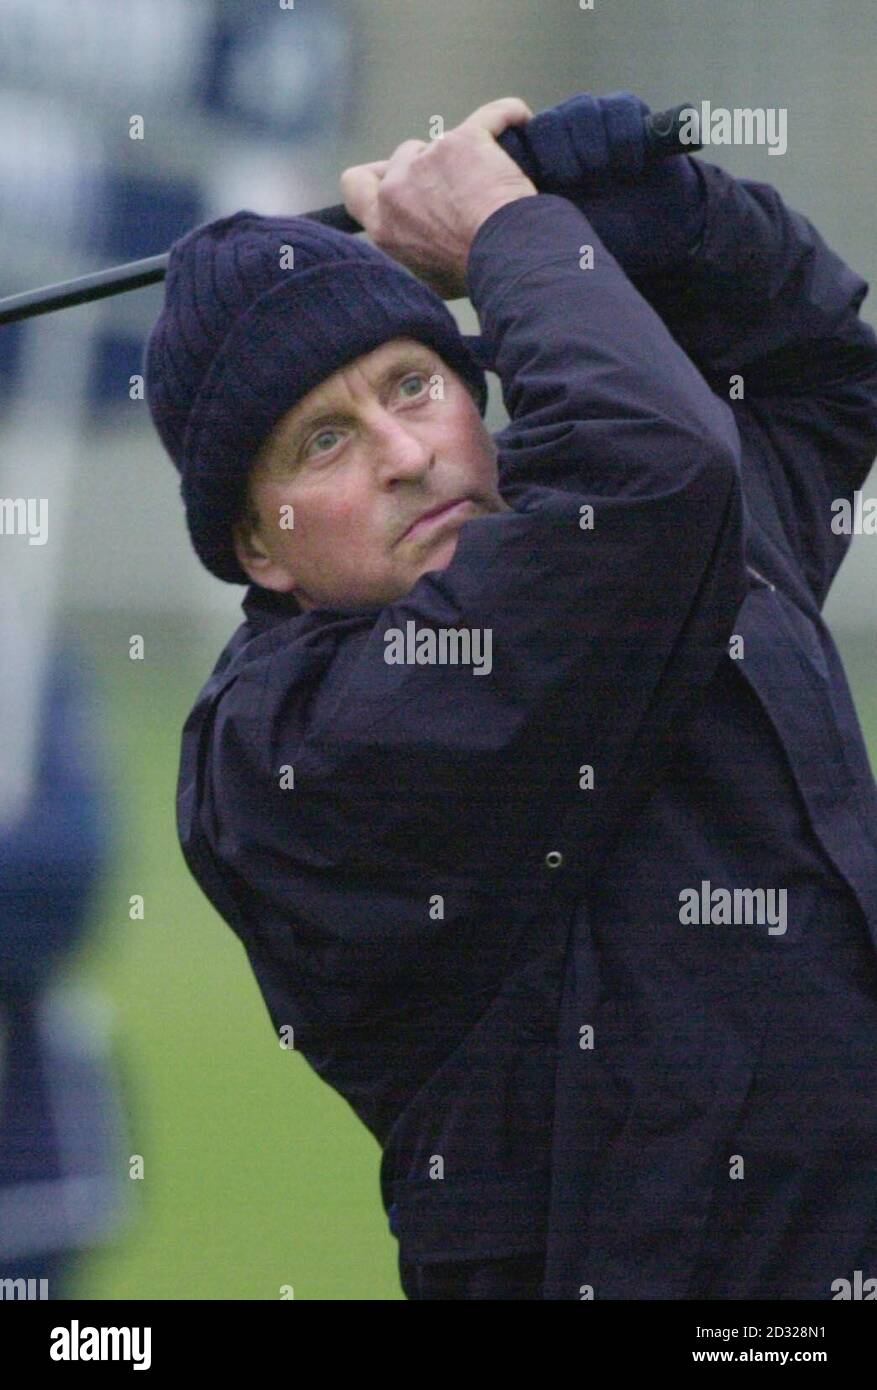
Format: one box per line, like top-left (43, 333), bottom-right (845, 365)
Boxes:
top-left (284, 351), bottom-right (438, 445)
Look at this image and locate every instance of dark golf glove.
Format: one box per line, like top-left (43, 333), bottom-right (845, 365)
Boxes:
top-left (498, 90), bottom-right (708, 279)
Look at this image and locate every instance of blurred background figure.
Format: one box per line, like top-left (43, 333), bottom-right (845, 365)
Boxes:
top-left (0, 608), bottom-right (129, 1299)
top-left (0, 0), bottom-right (364, 1300)
top-left (1, 0), bottom-right (874, 1299)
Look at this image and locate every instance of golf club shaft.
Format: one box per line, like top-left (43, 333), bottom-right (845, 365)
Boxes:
top-left (0, 102), bottom-right (700, 327)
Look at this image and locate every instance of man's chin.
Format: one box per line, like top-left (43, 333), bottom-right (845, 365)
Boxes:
top-left (418, 530), bottom-right (463, 574)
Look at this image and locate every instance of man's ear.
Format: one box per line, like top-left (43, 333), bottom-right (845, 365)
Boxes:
top-left (231, 511), bottom-right (273, 581)
top-left (231, 508), bottom-right (303, 597)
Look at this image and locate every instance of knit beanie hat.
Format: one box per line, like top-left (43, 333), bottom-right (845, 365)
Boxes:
top-left (143, 209), bottom-right (490, 585)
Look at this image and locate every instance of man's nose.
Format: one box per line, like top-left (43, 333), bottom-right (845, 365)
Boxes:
top-left (370, 410), bottom-right (434, 481)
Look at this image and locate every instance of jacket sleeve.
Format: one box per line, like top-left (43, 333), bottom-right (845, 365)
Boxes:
top-left (635, 159), bottom-right (877, 605)
top-left (208, 194), bottom-right (746, 921)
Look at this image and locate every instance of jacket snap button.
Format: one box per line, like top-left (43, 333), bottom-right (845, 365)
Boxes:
top-left (545, 850), bottom-right (564, 869)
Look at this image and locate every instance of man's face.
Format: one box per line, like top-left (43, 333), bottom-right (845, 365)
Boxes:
top-left (232, 336), bottom-right (510, 611)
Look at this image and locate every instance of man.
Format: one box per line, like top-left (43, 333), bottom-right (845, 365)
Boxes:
top-left (145, 95), bottom-right (877, 1300)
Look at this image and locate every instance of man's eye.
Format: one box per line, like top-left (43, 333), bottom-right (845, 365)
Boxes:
top-left (306, 428), bottom-right (341, 457)
top-left (399, 372), bottom-right (428, 399)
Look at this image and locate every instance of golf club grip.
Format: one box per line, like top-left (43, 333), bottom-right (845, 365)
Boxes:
top-left (308, 101), bottom-right (701, 236)
top-left (0, 102), bottom-right (699, 325)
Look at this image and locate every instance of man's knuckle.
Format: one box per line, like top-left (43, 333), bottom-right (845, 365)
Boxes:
top-left (377, 171), bottom-right (401, 201)
top-left (443, 129), bottom-right (473, 157)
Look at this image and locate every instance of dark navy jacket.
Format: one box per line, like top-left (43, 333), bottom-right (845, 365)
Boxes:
top-left (177, 161), bottom-right (877, 1299)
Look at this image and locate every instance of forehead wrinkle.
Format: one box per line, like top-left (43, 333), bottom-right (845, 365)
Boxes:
top-left (265, 342), bottom-right (439, 463)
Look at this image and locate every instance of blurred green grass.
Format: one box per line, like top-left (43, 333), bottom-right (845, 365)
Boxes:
top-left (63, 617), bottom-right (877, 1301)
top-left (67, 614), bottom-right (403, 1300)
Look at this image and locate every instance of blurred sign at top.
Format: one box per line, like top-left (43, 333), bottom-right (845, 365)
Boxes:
top-left (0, 0), bottom-right (212, 106)
top-left (0, 0), bottom-right (357, 406)
top-left (0, 0), bottom-right (354, 135)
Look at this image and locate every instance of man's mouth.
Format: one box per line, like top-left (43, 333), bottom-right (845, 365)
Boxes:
top-left (400, 497), bottom-right (473, 542)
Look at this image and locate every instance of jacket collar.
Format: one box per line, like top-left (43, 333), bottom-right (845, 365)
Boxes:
top-left (241, 582), bottom-right (302, 633)
top-left (240, 582), bottom-right (383, 635)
